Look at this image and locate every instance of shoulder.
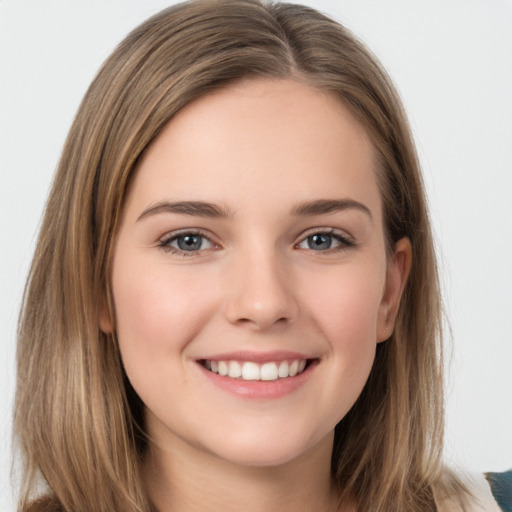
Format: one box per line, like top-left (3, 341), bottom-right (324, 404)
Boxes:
top-left (453, 471), bottom-right (511, 512)
top-left (484, 470), bottom-right (512, 512)
top-left (436, 470), bottom-right (511, 512)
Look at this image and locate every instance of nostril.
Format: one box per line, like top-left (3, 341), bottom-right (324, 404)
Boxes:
top-left (224, 270), bottom-right (299, 329)
top-left (230, 312), bottom-right (294, 331)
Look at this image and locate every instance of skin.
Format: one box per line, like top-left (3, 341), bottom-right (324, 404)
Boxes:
top-left (101, 79), bottom-right (411, 511)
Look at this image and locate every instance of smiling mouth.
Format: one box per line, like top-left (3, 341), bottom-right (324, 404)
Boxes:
top-left (199, 359), bottom-right (315, 381)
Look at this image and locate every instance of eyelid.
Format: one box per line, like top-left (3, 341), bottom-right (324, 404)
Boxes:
top-left (294, 227), bottom-right (355, 251)
top-left (156, 226), bottom-right (355, 256)
top-left (158, 228), bottom-right (220, 255)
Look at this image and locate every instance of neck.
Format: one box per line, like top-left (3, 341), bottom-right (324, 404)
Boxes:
top-left (144, 431), bottom-right (349, 512)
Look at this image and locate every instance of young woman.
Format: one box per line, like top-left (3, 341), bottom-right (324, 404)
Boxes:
top-left (13, 1), bottom-right (510, 511)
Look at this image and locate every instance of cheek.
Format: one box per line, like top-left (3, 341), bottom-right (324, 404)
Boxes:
top-left (111, 257), bottom-right (216, 368)
top-left (304, 265), bottom-right (384, 342)
top-left (289, 264), bottom-right (385, 432)
top-left (299, 261), bottom-right (385, 397)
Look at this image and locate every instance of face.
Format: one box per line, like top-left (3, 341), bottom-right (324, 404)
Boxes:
top-left (102, 79), bottom-right (410, 468)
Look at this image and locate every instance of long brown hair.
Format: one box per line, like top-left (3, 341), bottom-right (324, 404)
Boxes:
top-left (15, 1), bottom-right (465, 510)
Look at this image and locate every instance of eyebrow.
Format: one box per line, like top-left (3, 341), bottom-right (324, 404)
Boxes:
top-left (137, 198), bottom-right (372, 222)
top-left (290, 199), bottom-right (372, 220)
top-left (137, 200), bottom-right (233, 221)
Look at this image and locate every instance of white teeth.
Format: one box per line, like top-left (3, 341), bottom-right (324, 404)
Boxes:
top-left (218, 361), bottom-right (229, 376)
top-left (242, 362), bottom-right (260, 380)
top-left (228, 361), bottom-right (242, 378)
top-left (203, 359), bottom-right (309, 381)
top-left (278, 361), bottom-right (289, 378)
top-left (260, 362), bottom-right (278, 381)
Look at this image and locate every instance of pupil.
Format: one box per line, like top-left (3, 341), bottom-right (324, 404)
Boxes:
top-left (309, 234), bottom-right (331, 250)
top-left (178, 235), bottom-right (201, 251)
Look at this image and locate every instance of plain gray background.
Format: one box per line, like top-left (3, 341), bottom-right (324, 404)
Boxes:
top-left (1, 1), bottom-right (511, 510)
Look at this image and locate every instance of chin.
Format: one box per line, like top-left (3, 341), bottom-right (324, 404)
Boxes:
top-left (204, 428), bottom-right (332, 469)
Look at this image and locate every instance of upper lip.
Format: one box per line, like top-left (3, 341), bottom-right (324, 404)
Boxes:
top-left (197, 350), bottom-right (316, 364)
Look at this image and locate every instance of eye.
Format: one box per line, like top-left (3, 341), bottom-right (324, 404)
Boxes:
top-left (159, 230), bottom-right (217, 255)
top-left (296, 229), bottom-right (354, 252)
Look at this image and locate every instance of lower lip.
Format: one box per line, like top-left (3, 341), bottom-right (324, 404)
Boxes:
top-left (196, 361), bottom-right (317, 399)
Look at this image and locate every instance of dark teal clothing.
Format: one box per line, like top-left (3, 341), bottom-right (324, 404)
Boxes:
top-left (486, 470), bottom-right (512, 512)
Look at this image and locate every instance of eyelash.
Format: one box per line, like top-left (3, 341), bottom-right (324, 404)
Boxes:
top-left (294, 228), bottom-right (355, 254)
top-left (158, 228), bottom-right (355, 257)
top-left (158, 229), bottom-right (217, 256)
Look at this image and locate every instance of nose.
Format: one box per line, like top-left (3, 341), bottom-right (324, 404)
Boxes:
top-left (223, 248), bottom-right (299, 331)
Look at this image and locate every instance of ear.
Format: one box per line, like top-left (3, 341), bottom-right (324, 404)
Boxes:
top-left (99, 293), bottom-right (115, 334)
top-left (376, 237), bottom-right (412, 342)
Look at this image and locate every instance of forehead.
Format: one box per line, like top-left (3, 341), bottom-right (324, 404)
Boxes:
top-left (126, 79), bottom-right (381, 220)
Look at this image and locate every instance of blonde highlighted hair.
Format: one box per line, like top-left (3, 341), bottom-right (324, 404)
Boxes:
top-left (15, 1), bottom-right (465, 510)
